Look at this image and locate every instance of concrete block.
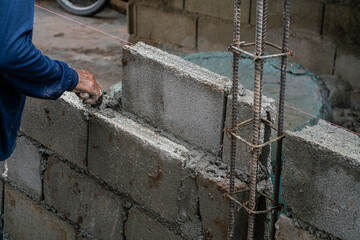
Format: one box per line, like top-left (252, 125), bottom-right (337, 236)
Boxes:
top-left (197, 18), bottom-right (255, 51)
top-left (123, 42), bottom-right (230, 154)
top-left (125, 208), bottom-right (182, 240)
top-left (323, 4), bottom-right (360, 46)
top-left (4, 184), bottom-right (77, 240)
top-left (197, 170), bottom-right (249, 240)
top-left (21, 92), bottom-right (88, 168)
top-left (283, 120), bottom-right (360, 240)
top-left (6, 136), bottom-right (42, 198)
top-left (222, 90), bottom-right (276, 180)
top-left (275, 215), bottom-right (323, 240)
top-left (136, 5), bottom-right (196, 48)
top-left (88, 112), bottom-right (197, 224)
top-left (44, 157), bottom-right (124, 240)
top-left (133, 0), bottom-right (183, 10)
top-left (251, 0), bottom-right (323, 35)
top-left (185, 0), bottom-right (250, 22)
top-left (167, 0), bottom-right (183, 10)
top-left (76, 235), bottom-right (89, 240)
top-left (335, 46), bottom-right (360, 89)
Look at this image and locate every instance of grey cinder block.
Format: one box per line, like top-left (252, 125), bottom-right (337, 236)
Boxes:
top-left (185, 0), bottom-right (250, 22)
top-left (21, 92), bottom-right (88, 168)
top-left (88, 112), bottom-right (198, 224)
top-left (6, 136), bottom-right (42, 198)
top-left (275, 215), bottom-right (323, 240)
top-left (44, 157), bottom-right (124, 240)
top-left (283, 120), bottom-right (360, 240)
top-left (250, 0), bottom-right (323, 36)
top-left (122, 42), bottom-right (230, 154)
top-left (197, 169), bottom-right (248, 240)
top-left (125, 208), bottom-right (182, 240)
top-left (136, 5), bottom-right (196, 48)
top-left (4, 184), bottom-right (77, 240)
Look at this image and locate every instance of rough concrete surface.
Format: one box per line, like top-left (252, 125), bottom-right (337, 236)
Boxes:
top-left (44, 157), bottom-right (125, 240)
top-left (197, 20), bottom-right (255, 52)
top-left (136, 5), bottom-right (196, 48)
top-left (323, 3), bottom-right (360, 46)
top-left (4, 184), bottom-right (77, 240)
top-left (275, 215), bottom-right (324, 240)
top-left (125, 208), bottom-right (183, 240)
top-left (185, 0), bottom-right (250, 22)
top-left (283, 120), bottom-right (360, 240)
top-left (21, 92), bottom-right (88, 168)
top-left (131, 0), bottom-right (184, 10)
top-left (6, 136), bottom-right (43, 199)
top-left (88, 112), bottom-right (199, 226)
top-left (197, 169), bottom-right (249, 240)
top-left (250, 0), bottom-right (323, 35)
top-left (123, 42), bottom-right (230, 154)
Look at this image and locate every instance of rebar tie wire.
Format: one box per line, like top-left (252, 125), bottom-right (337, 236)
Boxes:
top-left (226, 0), bottom-right (291, 239)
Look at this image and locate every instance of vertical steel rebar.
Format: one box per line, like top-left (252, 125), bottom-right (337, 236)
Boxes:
top-left (227, 1), bottom-right (241, 239)
top-left (247, 0), bottom-right (268, 239)
top-left (271, 0), bottom-right (291, 239)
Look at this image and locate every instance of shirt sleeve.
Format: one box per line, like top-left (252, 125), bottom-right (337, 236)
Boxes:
top-left (0, 0), bottom-right (78, 100)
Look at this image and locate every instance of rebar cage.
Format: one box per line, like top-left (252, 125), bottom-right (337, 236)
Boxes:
top-left (226, 0), bottom-right (292, 239)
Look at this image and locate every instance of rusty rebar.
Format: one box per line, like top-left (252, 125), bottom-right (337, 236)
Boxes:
top-left (227, 0), bottom-right (242, 239)
top-left (247, 0), bottom-right (268, 239)
top-left (271, 0), bottom-right (291, 239)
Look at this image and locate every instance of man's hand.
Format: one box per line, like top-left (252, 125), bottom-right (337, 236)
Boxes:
top-left (72, 70), bottom-right (102, 104)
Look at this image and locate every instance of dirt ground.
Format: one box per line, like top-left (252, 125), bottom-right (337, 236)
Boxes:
top-left (33, 0), bottom-right (129, 92)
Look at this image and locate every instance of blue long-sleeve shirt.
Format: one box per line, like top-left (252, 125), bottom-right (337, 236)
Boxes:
top-left (0, 0), bottom-right (78, 160)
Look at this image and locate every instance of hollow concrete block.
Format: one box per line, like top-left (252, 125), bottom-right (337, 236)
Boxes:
top-left (88, 112), bottom-right (199, 226)
top-left (283, 120), bottom-right (360, 240)
top-left (21, 92), bottom-right (88, 168)
top-left (185, 0), bottom-right (250, 22)
top-left (323, 4), bottom-right (360, 46)
top-left (125, 208), bottom-right (182, 240)
top-left (44, 157), bottom-right (124, 240)
top-left (275, 215), bottom-right (323, 240)
top-left (197, 169), bottom-right (249, 240)
top-left (136, 5), bottom-right (196, 48)
top-left (131, 0), bottom-right (183, 10)
top-left (197, 18), bottom-right (255, 52)
top-left (250, 0), bottom-right (323, 35)
top-left (122, 42), bottom-right (230, 154)
top-left (4, 184), bottom-right (77, 240)
top-left (6, 136), bottom-right (42, 199)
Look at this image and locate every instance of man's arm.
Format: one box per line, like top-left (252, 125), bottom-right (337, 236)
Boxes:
top-left (0, 0), bottom-right (101, 103)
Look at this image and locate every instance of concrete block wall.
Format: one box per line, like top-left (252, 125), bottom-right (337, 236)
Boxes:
top-left (0, 42), bottom-right (271, 240)
top-left (128, 0), bottom-right (360, 115)
top-left (2, 42), bottom-right (359, 239)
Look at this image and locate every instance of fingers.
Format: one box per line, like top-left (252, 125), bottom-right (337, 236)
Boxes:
top-left (78, 93), bottom-right (90, 100)
top-left (73, 69), bottom-right (102, 105)
top-left (83, 91), bottom-right (101, 104)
